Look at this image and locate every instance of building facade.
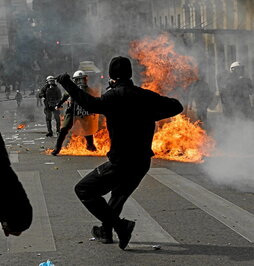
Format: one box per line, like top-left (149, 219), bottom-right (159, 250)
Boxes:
top-left (151, 0), bottom-right (254, 92)
top-left (0, 0), bottom-right (28, 55)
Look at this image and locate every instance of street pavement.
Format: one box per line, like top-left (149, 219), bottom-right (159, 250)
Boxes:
top-left (0, 97), bottom-right (254, 266)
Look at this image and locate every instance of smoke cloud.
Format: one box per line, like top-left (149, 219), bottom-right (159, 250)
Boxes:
top-left (202, 117), bottom-right (254, 192)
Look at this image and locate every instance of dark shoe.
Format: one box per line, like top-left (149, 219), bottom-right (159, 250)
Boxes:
top-left (114, 219), bottom-right (135, 250)
top-left (46, 132), bottom-right (53, 137)
top-left (86, 144), bottom-right (97, 152)
top-left (91, 226), bottom-right (113, 244)
top-left (51, 148), bottom-right (60, 156)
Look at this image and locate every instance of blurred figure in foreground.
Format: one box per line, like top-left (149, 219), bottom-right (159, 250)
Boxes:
top-left (57, 56), bottom-right (183, 250)
top-left (51, 70), bottom-right (97, 156)
top-left (0, 133), bottom-right (32, 236)
top-left (39, 76), bottom-right (62, 137)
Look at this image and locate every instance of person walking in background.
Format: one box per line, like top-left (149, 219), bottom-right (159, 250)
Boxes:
top-left (36, 89), bottom-right (43, 107)
top-left (39, 76), bottom-right (62, 137)
top-left (14, 90), bottom-right (23, 107)
top-left (5, 85), bottom-right (10, 100)
top-left (56, 56), bottom-right (183, 250)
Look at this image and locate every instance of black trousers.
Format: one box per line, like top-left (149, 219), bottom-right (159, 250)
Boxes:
top-left (75, 159), bottom-right (151, 228)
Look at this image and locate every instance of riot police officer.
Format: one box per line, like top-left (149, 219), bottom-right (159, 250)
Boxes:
top-left (51, 70), bottom-right (97, 156)
top-left (39, 76), bottom-right (62, 137)
top-left (222, 62), bottom-right (253, 118)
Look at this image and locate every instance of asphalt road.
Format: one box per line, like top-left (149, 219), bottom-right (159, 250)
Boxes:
top-left (0, 97), bottom-right (254, 266)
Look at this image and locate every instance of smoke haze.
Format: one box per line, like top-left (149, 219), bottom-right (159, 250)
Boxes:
top-left (202, 117), bottom-right (254, 192)
top-left (2, 1), bottom-right (254, 193)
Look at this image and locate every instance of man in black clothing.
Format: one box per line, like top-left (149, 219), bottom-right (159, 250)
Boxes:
top-left (0, 133), bottom-right (32, 236)
top-left (57, 56), bottom-right (183, 250)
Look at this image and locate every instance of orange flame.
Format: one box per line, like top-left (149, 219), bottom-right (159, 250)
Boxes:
top-left (129, 33), bottom-right (198, 93)
top-left (128, 33), bottom-right (215, 163)
top-left (46, 127), bottom-right (110, 156)
top-left (153, 115), bottom-right (215, 163)
top-left (17, 124), bottom-right (26, 129)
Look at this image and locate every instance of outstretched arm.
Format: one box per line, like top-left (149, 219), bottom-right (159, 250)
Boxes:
top-left (57, 73), bottom-right (111, 114)
top-left (153, 96), bottom-right (183, 121)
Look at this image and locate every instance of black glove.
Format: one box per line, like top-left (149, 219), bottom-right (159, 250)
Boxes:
top-left (56, 73), bottom-right (70, 84)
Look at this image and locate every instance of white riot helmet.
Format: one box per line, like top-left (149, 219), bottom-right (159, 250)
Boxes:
top-left (230, 61), bottom-right (241, 72)
top-left (46, 75), bottom-right (55, 85)
top-left (72, 70), bottom-right (87, 86)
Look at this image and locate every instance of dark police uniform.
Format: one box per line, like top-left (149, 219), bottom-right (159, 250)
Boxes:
top-left (39, 83), bottom-right (62, 136)
top-left (223, 73), bottom-right (253, 118)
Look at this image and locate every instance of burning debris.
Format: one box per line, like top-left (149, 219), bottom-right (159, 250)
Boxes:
top-left (152, 115), bottom-right (215, 163)
top-left (17, 124), bottom-right (26, 130)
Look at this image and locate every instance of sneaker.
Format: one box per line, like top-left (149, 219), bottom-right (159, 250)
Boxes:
top-left (46, 132), bottom-right (53, 137)
top-left (51, 148), bottom-right (60, 156)
top-left (114, 218), bottom-right (135, 250)
top-left (91, 226), bottom-right (113, 244)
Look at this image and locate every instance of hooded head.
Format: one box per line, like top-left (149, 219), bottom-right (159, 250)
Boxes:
top-left (109, 56), bottom-right (132, 81)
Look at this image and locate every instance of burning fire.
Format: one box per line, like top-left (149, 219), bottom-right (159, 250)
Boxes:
top-left (152, 115), bottom-right (215, 162)
top-left (129, 33), bottom-right (198, 93)
top-left (17, 124), bottom-right (26, 129)
top-left (47, 34), bottom-right (215, 163)
top-left (58, 128), bottom-right (110, 156)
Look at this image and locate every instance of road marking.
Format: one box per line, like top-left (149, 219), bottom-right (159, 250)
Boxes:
top-left (78, 169), bottom-right (178, 246)
top-left (149, 168), bottom-right (254, 243)
top-left (9, 152), bottom-right (19, 163)
top-left (0, 171), bottom-right (56, 253)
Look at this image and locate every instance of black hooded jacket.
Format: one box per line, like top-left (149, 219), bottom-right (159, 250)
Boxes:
top-left (57, 75), bottom-right (183, 163)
